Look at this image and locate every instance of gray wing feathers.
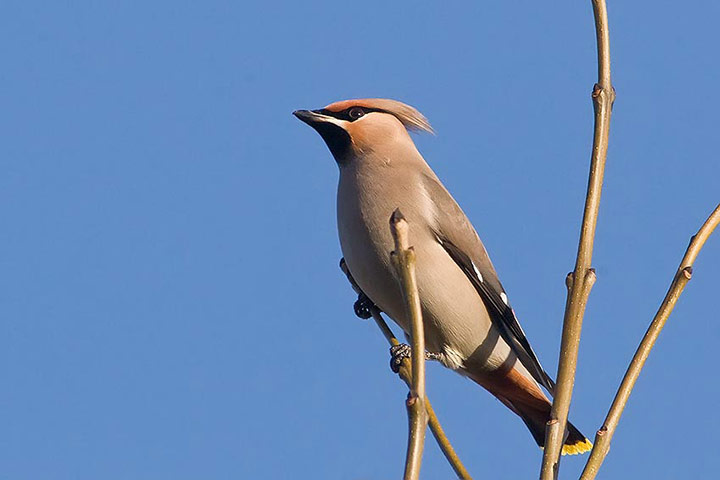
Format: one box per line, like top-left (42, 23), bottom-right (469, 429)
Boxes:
top-left (421, 174), bottom-right (556, 395)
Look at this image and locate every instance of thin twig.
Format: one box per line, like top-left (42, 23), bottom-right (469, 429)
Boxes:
top-left (390, 209), bottom-right (428, 480)
top-left (424, 400), bottom-right (472, 480)
top-left (540, 1), bottom-right (614, 478)
top-left (339, 262), bottom-right (473, 480)
top-left (579, 204), bottom-right (720, 480)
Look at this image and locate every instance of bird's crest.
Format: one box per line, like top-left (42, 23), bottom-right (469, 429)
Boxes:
top-left (324, 98), bottom-right (434, 134)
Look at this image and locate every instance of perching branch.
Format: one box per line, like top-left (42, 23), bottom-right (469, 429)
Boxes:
top-left (579, 204), bottom-right (720, 480)
top-left (389, 209), bottom-right (428, 480)
top-left (540, 1), bottom-right (614, 478)
top-left (340, 261), bottom-right (473, 480)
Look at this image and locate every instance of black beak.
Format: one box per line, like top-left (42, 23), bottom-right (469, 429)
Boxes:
top-left (293, 109), bottom-right (317, 125)
top-left (293, 109), bottom-right (330, 127)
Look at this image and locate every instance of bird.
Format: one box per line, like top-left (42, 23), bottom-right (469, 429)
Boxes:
top-left (294, 98), bottom-right (591, 455)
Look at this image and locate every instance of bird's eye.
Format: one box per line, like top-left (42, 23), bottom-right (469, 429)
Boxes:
top-left (348, 107), bottom-right (365, 120)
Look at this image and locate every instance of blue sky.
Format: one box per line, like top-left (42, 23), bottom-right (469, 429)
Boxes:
top-left (1, 2), bottom-right (718, 479)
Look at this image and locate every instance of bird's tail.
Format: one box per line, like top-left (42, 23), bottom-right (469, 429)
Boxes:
top-left (509, 399), bottom-right (593, 455)
top-left (469, 368), bottom-right (592, 455)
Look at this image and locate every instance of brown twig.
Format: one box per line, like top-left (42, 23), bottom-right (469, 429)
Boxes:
top-left (339, 262), bottom-right (473, 480)
top-left (579, 204), bottom-right (720, 480)
top-left (390, 209), bottom-right (428, 480)
top-left (540, 1), bottom-right (614, 478)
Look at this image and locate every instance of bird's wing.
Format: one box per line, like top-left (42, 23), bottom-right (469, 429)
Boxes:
top-left (421, 173), bottom-right (556, 395)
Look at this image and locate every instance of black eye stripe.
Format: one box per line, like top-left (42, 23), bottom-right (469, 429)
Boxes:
top-left (314, 107), bottom-right (384, 122)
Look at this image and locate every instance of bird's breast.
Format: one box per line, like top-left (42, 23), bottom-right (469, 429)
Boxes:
top-left (336, 169), bottom-right (406, 325)
top-left (335, 168), bottom-right (507, 366)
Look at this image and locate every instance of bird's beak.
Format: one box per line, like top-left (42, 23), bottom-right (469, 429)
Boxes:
top-left (293, 109), bottom-right (332, 127)
top-left (293, 108), bottom-right (351, 160)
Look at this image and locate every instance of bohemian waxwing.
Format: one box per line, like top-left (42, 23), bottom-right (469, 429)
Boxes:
top-left (294, 98), bottom-right (591, 455)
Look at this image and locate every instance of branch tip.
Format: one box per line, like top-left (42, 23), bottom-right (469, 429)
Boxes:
top-left (390, 209), bottom-right (410, 252)
top-left (390, 208), bottom-right (406, 225)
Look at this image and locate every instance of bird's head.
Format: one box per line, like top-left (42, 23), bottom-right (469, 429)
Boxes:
top-left (293, 98), bottom-right (433, 164)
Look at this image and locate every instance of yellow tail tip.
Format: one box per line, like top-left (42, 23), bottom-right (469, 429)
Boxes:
top-left (561, 438), bottom-right (593, 456)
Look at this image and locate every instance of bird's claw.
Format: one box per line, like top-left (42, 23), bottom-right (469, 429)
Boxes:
top-left (353, 292), bottom-right (376, 319)
top-left (340, 257), bottom-right (380, 320)
top-left (390, 343), bottom-right (412, 373)
top-left (390, 345), bottom-right (443, 373)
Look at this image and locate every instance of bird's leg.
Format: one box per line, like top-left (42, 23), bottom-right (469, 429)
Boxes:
top-left (339, 258), bottom-right (381, 320)
top-left (425, 352), bottom-right (444, 362)
top-left (389, 344), bottom-right (443, 373)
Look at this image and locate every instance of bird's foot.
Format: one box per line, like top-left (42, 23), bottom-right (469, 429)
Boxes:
top-left (340, 258), bottom-right (381, 320)
top-left (390, 344), bottom-right (412, 373)
top-left (389, 344), bottom-right (442, 373)
top-left (353, 292), bottom-right (376, 320)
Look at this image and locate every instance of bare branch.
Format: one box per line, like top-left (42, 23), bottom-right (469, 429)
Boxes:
top-left (390, 209), bottom-right (428, 480)
top-left (540, 1), bottom-right (614, 477)
top-left (424, 401), bottom-right (473, 480)
top-left (340, 261), bottom-right (473, 480)
top-left (579, 204), bottom-right (720, 480)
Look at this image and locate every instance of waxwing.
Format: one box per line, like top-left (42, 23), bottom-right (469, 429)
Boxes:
top-left (294, 98), bottom-right (591, 455)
